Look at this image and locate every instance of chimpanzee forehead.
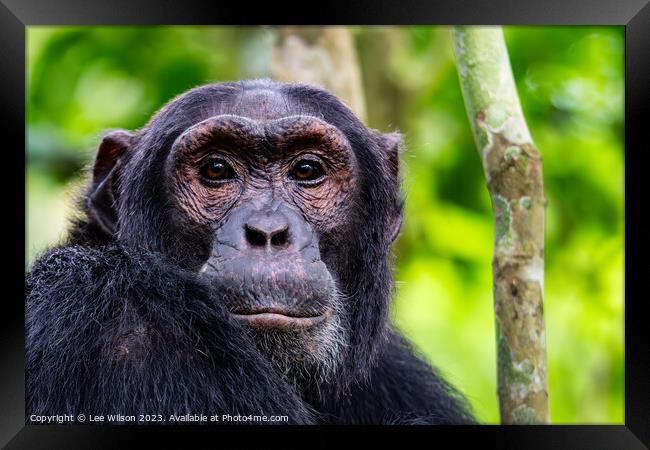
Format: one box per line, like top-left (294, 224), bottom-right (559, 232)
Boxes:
top-left (154, 81), bottom-right (366, 146)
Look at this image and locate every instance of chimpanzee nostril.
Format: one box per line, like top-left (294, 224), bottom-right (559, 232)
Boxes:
top-left (270, 228), bottom-right (289, 247)
top-left (245, 225), bottom-right (268, 247)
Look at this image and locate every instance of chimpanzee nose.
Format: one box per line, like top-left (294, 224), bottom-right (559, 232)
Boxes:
top-left (211, 203), bottom-right (316, 259)
top-left (244, 210), bottom-right (290, 249)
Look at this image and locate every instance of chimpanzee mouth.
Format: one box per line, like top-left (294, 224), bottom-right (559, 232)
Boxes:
top-left (229, 306), bottom-right (328, 330)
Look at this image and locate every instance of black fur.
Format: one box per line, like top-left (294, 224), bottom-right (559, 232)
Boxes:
top-left (26, 79), bottom-right (475, 425)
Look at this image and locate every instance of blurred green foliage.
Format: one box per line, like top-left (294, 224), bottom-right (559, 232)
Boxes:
top-left (26, 26), bottom-right (623, 424)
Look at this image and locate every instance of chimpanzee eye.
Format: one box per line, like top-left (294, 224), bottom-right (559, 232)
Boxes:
top-left (290, 159), bottom-right (325, 183)
top-left (200, 158), bottom-right (235, 182)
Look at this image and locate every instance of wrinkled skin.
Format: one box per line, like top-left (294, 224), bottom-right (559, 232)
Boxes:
top-left (26, 79), bottom-right (475, 424)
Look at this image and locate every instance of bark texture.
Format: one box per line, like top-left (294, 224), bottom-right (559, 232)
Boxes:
top-left (271, 26), bottom-right (367, 122)
top-left (451, 26), bottom-right (550, 424)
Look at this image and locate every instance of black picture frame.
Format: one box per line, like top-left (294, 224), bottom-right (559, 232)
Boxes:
top-left (1, 0), bottom-right (647, 447)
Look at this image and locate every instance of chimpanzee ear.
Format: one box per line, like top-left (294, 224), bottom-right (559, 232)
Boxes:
top-left (378, 131), bottom-right (403, 179)
top-left (377, 132), bottom-right (404, 243)
top-left (87, 130), bottom-right (133, 236)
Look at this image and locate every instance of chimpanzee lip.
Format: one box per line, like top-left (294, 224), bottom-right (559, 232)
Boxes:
top-left (229, 307), bottom-right (327, 329)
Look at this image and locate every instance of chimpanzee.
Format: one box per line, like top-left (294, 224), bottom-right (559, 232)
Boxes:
top-left (25, 79), bottom-right (475, 425)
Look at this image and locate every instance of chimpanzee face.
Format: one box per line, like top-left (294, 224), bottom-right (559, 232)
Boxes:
top-left (160, 112), bottom-right (356, 382)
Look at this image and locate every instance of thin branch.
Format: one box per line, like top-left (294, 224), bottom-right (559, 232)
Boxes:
top-left (452, 26), bottom-right (550, 424)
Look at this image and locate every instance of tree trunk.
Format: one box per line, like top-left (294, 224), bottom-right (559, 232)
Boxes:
top-left (451, 26), bottom-right (550, 424)
top-left (270, 26), bottom-right (366, 122)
